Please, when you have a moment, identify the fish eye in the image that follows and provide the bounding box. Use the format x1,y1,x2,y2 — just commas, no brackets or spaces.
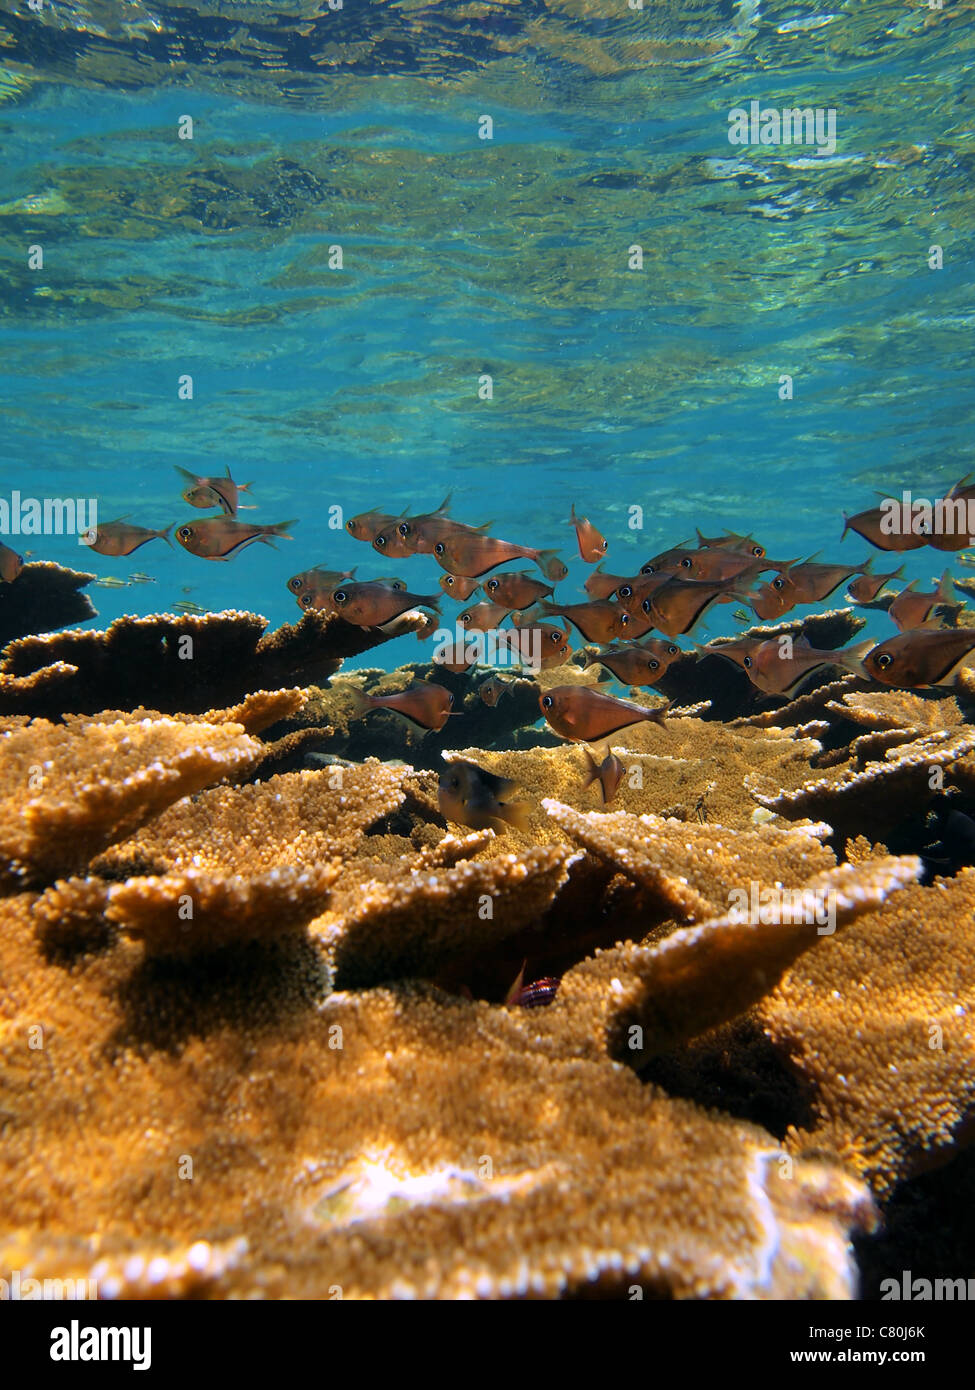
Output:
550,631,562,644
375,535,387,548
397,522,411,537
680,557,693,569
667,645,678,655
333,590,348,604
772,577,784,590
177,526,193,540
346,520,357,533
447,692,454,704
288,577,303,592
620,613,630,625
435,542,445,556
619,584,633,598
743,656,752,667
641,598,651,613
542,696,553,709
877,653,893,669
648,658,659,671
486,579,498,592
301,593,314,608
751,545,765,557
640,564,655,576
444,576,454,587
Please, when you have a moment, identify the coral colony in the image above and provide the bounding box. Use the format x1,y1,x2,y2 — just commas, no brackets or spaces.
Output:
2,477,975,1301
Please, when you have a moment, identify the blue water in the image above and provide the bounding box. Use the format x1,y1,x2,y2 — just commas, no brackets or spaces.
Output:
1,1,973,665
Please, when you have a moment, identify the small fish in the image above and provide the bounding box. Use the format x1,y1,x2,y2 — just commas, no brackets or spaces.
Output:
956,552,975,570
732,608,751,624
863,628,975,688
666,549,772,584
499,624,572,669
846,559,905,603
478,674,511,706
539,686,668,743
539,599,635,644
584,564,630,600
175,465,253,517
482,571,554,608
458,601,513,633
127,572,157,584
345,506,406,544
588,639,683,686
696,529,766,557
581,748,625,805
570,504,608,563
438,759,532,833
639,542,694,575
717,635,873,698
888,571,958,632
0,540,24,582
541,553,569,582
288,566,357,610
439,573,481,600
614,572,670,616
504,963,560,1008
841,504,929,552
765,556,865,606
92,576,131,589
349,679,455,732
330,580,440,626
81,518,173,557
172,600,208,615
175,516,295,560
373,497,484,557
432,639,479,674
644,577,735,638
746,580,796,621
433,532,563,580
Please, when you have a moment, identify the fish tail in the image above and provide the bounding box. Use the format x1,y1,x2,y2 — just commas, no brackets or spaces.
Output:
840,513,851,541
419,595,442,610
891,564,905,580
832,639,874,677
937,570,956,602
156,524,174,548
648,700,670,728
499,799,534,833
265,519,299,542
537,599,563,617
536,548,562,570
569,503,578,524
579,747,599,791
345,687,375,721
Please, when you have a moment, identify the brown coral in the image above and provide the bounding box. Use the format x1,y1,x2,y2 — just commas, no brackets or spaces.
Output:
0,561,97,647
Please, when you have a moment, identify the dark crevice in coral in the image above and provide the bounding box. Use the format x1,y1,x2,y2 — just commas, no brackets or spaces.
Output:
639,1014,817,1141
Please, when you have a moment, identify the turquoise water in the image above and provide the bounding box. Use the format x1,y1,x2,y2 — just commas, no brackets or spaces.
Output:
1,0,973,664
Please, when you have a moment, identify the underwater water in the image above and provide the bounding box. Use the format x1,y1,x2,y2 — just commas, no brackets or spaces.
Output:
2,0,975,1317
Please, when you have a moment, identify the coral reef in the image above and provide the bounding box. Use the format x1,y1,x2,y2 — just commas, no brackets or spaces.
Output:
0,561,97,647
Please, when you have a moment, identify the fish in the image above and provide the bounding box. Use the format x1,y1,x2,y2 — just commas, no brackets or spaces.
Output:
499,624,573,669
0,540,25,581
863,627,975,688
438,759,532,833
439,574,481,600
349,679,455,732
663,549,772,584
614,572,670,616
175,465,253,517
764,556,865,606
643,577,735,638
695,529,766,557
746,580,797,621
172,600,209,615
127,572,157,585
584,563,630,600
373,497,486,557
92,576,131,589
432,640,479,674
588,639,683,686
481,571,554,608
539,599,636,644
81,518,173,557
345,506,407,544
541,553,569,582
458,601,512,633
329,580,440,626
504,965,560,1008
432,532,563,579
846,559,905,603
841,504,929,551
888,570,959,632
570,504,608,563
581,748,625,805
478,675,510,706
288,566,357,610
539,686,668,743
707,635,874,698
175,516,295,560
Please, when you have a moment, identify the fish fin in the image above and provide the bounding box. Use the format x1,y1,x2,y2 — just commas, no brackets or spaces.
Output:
173,466,200,484
649,700,669,728
537,600,562,616
831,639,874,677
499,799,533,833
948,472,974,497
266,519,299,540
937,570,956,602
236,503,258,510
504,961,528,1006
156,524,174,547
570,503,579,525
900,579,918,594
859,556,875,574
891,564,906,580
840,513,851,541
579,747,599,791
536,549,563,568
344,687,374,720
434,493,453,516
